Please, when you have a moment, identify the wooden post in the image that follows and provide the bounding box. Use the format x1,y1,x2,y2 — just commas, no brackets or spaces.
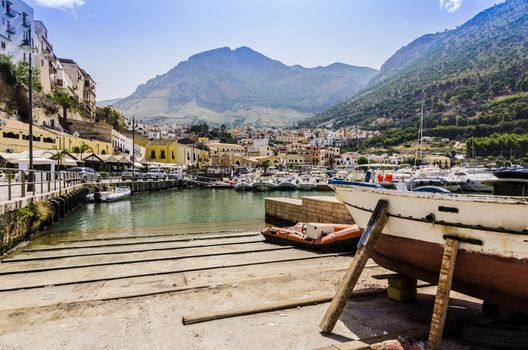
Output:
320,200,388,333
427,238,459,350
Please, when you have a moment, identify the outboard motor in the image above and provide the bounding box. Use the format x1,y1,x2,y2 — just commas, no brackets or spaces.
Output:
364,170,373,183
94,191,103,203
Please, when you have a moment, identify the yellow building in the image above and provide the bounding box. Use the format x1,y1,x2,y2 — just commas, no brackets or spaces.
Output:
424,154,451,168
275,134,306,144
207,143,246,156
208,143,247,167
146,139,209,167
280,153,305,166
0,119,112,155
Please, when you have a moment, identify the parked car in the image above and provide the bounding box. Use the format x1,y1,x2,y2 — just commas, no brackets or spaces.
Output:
168,167,184,180
121,168,145,181
145,169,168,180
67,167,102,183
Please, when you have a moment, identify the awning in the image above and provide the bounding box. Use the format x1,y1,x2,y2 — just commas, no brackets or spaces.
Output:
133,161,144,168
9,157,57,165
61,158,78,166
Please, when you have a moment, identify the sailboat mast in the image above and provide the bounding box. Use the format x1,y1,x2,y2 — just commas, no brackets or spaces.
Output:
414,99,425,167
419,99,424,162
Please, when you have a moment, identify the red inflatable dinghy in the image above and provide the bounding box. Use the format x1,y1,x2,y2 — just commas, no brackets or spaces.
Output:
261,223,361,251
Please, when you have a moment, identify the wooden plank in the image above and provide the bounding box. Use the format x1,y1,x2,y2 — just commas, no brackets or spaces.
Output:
182,288,386,326
427,238,459,350
319,200,388,333
183,295,334,325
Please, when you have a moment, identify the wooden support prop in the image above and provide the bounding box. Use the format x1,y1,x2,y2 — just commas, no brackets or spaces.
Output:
319,200,388,333
427,237,459,350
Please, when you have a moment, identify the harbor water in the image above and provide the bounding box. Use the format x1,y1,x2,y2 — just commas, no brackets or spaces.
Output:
43,188,331,240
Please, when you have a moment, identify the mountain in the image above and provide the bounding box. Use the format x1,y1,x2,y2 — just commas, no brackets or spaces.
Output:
307,0,528,143
97,98,123,107
114,47,378,126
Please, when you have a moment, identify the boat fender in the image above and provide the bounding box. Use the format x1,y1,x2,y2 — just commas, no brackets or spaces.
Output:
425,213,436,224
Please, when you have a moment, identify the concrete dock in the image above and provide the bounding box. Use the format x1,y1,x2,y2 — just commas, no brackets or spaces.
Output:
0,220,482,349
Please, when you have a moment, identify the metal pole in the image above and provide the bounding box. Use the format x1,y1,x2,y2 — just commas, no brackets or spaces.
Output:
27,28,34,192
132,116,135,181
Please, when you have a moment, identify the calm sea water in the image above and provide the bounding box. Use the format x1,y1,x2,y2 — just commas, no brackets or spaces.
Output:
48,188,331,234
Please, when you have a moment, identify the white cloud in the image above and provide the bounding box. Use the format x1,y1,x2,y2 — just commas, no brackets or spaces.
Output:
34,0,85,9
439,0,463,13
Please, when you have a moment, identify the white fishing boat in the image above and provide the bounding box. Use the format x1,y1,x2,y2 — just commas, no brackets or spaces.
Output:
87,186,132,203
332,182,528,312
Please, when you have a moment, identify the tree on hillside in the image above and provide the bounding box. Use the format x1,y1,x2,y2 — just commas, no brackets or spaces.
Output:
96,106,126,130
51,90,75,130
357,156,369,165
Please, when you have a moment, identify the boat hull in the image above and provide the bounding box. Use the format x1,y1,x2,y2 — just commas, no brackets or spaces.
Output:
252,182,277,191
299,183,316,191
276,182,298,191
234,183,253,191
459,180,493,192
333,185,528,312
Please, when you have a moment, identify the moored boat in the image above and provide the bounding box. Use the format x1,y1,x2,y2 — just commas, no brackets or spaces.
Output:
234,181,254,191
275,177,298,191
332,182,528,312
252,179,277,191
451,168,495,193
87,186,132,203
261,223,361,251
298,175,316,190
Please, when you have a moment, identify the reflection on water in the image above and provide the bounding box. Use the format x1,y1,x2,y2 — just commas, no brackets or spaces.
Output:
49,188,332,234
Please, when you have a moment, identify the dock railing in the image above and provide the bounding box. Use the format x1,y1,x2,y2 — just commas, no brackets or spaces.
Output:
0,168,85,202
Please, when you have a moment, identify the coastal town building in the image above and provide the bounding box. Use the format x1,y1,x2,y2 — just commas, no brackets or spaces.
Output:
58,58,97,118
208,142,247,167
146,139,209,167
0,0,33,63
0,118,112,154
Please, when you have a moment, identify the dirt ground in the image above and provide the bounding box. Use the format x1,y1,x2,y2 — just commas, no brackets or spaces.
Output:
0,221,483,349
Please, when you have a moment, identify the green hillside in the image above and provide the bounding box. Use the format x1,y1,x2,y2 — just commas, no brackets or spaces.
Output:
305,0,528,156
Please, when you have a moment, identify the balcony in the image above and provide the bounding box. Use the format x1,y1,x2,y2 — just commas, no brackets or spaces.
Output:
6,25,16,35
22,14,30,28
5,3,16,18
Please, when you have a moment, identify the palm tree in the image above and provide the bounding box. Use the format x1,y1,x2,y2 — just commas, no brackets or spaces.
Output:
49,147,65,170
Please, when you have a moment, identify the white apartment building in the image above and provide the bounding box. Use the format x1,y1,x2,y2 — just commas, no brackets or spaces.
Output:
0,0,33,63
148,130,161,140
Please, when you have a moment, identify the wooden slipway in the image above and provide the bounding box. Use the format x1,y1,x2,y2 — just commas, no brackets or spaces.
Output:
0,222,483,350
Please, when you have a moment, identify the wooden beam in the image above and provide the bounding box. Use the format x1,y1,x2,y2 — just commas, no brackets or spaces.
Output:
319,200,388,333
183,295,334,325
182,288,386,326
427,237,459,350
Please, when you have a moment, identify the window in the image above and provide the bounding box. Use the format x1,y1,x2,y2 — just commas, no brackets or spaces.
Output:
3,132,18,139
150,150,156,159
160,150,165,159
1,42,5,49
172,151,175,160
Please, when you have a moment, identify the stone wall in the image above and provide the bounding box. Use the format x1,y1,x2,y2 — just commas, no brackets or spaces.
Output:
265,196,354,227
0,186,88,255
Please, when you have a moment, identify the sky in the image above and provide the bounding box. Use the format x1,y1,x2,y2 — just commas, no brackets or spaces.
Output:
28,0,504,101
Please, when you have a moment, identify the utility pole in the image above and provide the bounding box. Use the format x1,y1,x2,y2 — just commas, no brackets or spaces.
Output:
20,27,34,192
